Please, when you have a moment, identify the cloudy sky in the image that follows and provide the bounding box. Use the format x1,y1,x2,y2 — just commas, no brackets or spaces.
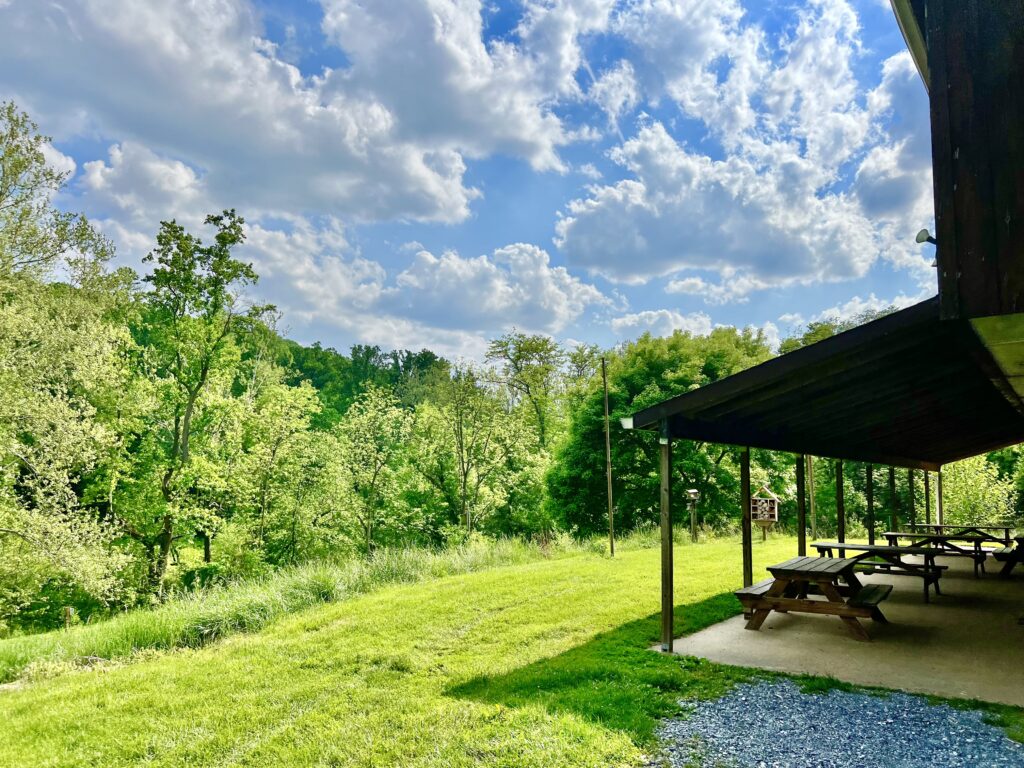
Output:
0,0,936,358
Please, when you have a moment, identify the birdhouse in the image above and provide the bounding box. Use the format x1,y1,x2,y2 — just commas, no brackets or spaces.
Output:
750,486,779,529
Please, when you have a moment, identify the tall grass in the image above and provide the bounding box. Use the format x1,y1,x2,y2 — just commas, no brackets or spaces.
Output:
0,537,570,684
0,527,718,684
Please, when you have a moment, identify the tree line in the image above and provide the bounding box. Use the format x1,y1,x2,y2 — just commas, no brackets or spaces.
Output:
2,102,1020,634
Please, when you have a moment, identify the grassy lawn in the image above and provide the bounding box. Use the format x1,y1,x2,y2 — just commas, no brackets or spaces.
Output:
0,536,1020,766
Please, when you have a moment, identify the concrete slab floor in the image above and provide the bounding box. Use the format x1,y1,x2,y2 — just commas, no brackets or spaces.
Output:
665,556,1024,707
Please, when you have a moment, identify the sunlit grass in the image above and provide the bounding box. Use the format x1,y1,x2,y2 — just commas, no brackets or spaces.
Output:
0,535,794,766
0,537,579,683
2,535,1018,767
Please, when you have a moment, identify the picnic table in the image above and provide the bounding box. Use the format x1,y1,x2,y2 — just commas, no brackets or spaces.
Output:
883,531,991,577
812,541,945,602
902,523,1013,545
734,556,892,642
994,536,1024,577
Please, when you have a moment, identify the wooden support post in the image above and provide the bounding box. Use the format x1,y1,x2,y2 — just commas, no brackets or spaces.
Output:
907,468,916,527
601,358,615,557
866,464,875,545
888,466,898,531
836,459,845,557
807,455,817,540
659,423,673,652
741,447,753,588
796,454,807,556
937,469,944,525
924,471,931,525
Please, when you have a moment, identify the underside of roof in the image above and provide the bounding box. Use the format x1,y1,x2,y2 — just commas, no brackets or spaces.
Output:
624,298,1024,471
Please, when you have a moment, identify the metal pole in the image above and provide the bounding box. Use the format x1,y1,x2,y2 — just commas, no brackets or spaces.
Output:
741,448,753,588
689,498,698,543
796,454,807,556
867,464,875,545
601,358,615,557
659,422,674,652
937,468,944,525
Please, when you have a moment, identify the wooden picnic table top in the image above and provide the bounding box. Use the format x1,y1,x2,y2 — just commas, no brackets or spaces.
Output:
905,523,1012,532
768,556,858,579
882,531,994,543
812,541,941,556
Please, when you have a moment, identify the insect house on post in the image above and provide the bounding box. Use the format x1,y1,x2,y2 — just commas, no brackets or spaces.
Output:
750,486,779,541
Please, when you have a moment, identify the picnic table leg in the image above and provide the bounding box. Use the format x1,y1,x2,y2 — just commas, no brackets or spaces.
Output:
1001,555,1020,578
819,580,871,641
926,554,941,597
745,578,791,631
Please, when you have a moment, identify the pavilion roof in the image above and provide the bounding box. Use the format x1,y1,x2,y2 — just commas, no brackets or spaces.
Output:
623,297,1024,470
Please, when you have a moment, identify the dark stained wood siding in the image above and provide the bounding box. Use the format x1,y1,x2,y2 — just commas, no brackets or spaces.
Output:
929,1,1024,319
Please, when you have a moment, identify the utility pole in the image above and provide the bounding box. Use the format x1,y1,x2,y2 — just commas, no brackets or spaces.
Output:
602,357,615,557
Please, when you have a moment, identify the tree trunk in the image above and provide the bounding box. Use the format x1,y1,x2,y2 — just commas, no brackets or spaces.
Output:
201,531,212,563
151,515,174,589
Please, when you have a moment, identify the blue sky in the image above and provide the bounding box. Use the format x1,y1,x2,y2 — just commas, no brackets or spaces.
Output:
0,0,935,358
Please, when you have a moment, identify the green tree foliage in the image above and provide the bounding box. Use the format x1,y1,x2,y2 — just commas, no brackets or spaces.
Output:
0,102,112,276
547,328,773,536
486,332,565,448
411,367,522,535
331,387,412,552
114,211,273,587
941,455,1018,525
281,341,447,427
0,106,130,629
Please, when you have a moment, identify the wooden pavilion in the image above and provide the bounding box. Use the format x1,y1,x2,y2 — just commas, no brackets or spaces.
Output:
624,1,1024,651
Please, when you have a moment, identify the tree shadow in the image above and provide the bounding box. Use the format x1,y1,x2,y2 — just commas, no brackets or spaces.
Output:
447,592,762,745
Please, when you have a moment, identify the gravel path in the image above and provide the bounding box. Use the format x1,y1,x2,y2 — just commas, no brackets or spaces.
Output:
653,680,1024,767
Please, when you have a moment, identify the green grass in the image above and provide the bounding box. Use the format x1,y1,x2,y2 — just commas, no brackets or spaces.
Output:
1,536,1021,766
0,537,577,684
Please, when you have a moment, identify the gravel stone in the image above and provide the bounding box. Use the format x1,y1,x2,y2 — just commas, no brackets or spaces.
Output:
651,680,1024,767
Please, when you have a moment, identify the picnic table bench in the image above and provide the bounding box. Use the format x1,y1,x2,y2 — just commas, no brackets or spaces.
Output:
993,536,1024,577
812,541,946,602
903,523,1013,545
734,556,892,642
883,531,992,577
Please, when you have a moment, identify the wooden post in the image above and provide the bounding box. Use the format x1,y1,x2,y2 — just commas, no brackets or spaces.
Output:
602,358,615,557
924,471,931,525
836,459,845,557
937,468,944,525
866,464,875,545
659,422,673,652
796,454,807,556
741,447,753,588
888,466,898,532
807,455,817,540
690,495,698,543
907,468,917,527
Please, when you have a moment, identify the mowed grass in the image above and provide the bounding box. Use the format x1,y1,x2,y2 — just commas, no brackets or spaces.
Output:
0,538,566,684
0,537,792,767
4,536,1017,767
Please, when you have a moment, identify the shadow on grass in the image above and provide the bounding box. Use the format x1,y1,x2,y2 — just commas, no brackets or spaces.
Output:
448,592,762,745
450,590,1024,748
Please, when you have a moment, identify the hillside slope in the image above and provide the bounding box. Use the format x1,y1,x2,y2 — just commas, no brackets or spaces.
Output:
0,539,811,766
